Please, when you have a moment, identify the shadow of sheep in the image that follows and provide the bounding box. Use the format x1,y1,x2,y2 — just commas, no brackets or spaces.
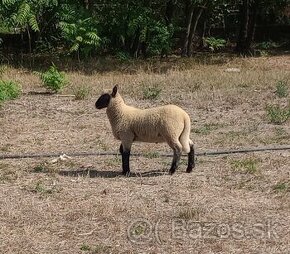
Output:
58,169,166,178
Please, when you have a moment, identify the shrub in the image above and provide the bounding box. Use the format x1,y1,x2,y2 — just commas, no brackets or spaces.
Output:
73,86,90,100
41,65,67,93
0,80,21,103
116,51,131,61
257,41,279,50
266,104,290,125
59,10,101,59
204,37,226,51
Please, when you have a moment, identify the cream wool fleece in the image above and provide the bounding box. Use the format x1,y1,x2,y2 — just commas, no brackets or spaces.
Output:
106,92,192,153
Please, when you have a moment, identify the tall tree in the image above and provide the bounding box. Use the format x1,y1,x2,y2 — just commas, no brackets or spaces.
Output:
236,0,260,55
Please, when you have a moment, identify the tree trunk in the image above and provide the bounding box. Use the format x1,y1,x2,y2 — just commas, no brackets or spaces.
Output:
165,0,175,26
130,28,141,58
161,0,176,57
245,0,259,52
236,0,260,55
236,0,249,54
27,27,32,54
181,1,194,57
83,0,89,9
187,7,204,56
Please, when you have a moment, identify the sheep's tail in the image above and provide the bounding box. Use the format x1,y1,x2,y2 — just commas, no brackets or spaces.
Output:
179,114,193,154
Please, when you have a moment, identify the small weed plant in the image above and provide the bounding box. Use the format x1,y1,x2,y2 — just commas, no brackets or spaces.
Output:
231,158,258,174
142,85,162,100
41,65,67,93
73,86,90,100
204,37,226,51
0,80,21,104
266,104,290,125
275,80,288,98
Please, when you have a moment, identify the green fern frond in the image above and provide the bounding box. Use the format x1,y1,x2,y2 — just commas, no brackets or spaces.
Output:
70,42,79,52
17,2,30,25
76,36,83,42
2,0,18,6
28,13,39,31
86,32,99,40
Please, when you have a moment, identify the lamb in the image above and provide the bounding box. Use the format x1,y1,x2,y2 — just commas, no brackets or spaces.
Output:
95,85,195,175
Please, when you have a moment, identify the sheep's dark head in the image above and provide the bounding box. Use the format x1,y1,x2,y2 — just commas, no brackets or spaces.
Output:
95,85,118,109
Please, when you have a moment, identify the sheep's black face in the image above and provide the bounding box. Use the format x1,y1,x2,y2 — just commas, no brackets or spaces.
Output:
95,93,111,109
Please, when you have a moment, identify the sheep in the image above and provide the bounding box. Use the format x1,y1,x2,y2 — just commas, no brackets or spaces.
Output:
95,85,195,175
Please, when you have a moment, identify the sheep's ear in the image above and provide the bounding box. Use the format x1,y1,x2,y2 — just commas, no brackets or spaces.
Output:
112,85,118,97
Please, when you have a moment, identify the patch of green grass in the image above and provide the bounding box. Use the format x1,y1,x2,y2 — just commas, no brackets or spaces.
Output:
0,80,21,103
91,245,112,254
32,162,58,174
193,123,224,135
33,164,47,173
106,156,121,167
177,208,201,220
73,85,90,100
273,182,289,192
266,104,290,125
230,158,259,174
31,181,56,195
275,80,288,98
144,151,160,159
142,85,162,100
80,244,91,251
130,221,150,237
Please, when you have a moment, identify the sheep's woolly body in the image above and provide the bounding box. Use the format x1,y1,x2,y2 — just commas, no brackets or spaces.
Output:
106,92,192,153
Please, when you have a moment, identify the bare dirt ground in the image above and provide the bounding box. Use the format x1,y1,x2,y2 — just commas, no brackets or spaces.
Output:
0,55,290,254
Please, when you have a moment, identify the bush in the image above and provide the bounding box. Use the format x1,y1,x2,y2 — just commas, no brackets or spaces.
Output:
257,41,280,50
0,80,21,103
204,37,226,51
41,65,67,93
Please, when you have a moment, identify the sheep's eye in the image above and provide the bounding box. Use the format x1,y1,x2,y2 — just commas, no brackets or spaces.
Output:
95,93,111,109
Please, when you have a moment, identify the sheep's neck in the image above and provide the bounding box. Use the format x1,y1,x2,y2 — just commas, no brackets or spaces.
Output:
106,95,126,126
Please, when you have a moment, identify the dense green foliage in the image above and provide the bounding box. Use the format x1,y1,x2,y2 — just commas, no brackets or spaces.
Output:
0,80,21,103
0,0,289,57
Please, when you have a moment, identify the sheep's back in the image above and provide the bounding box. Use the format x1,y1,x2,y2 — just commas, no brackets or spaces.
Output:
128,105,189,143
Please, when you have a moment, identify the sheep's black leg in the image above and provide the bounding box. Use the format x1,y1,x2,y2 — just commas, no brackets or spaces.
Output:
119,144,123,154
186,144,195,173
122,150,130,176
169,149,181,175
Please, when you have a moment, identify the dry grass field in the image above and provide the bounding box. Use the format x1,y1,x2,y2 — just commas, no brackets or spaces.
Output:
0,55,290,254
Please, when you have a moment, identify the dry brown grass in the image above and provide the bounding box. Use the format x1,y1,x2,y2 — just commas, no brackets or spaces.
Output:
0,55,290,253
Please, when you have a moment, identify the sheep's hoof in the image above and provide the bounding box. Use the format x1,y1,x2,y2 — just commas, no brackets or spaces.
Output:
186,168,193,173
169,169,176,175
122,170,130,177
